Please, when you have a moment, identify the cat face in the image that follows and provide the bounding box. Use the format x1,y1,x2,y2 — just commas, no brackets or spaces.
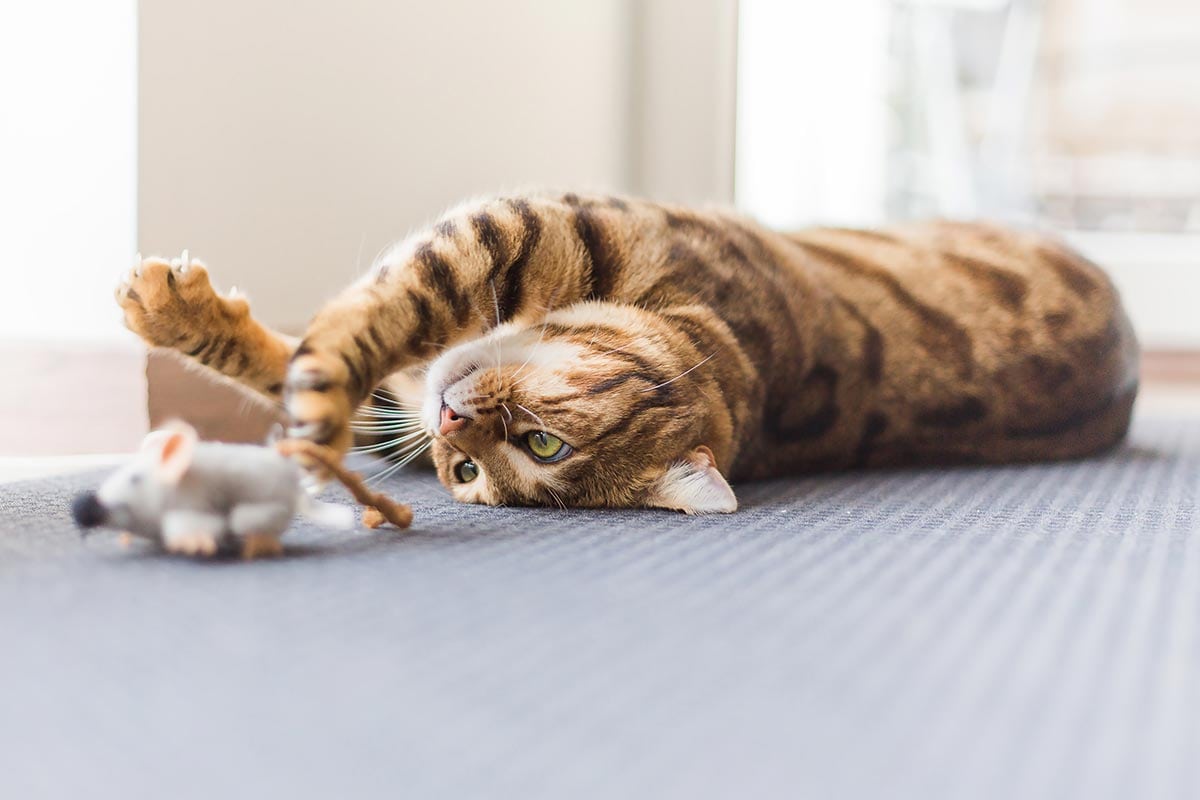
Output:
420,304,737,513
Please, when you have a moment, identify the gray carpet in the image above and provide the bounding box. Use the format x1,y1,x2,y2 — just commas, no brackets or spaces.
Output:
1,412,1197,800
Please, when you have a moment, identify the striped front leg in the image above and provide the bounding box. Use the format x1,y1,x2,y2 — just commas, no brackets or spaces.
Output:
117,254,295,402
284,195,590,458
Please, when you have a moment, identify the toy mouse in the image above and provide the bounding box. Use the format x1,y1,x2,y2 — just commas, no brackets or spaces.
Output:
71,421,412,558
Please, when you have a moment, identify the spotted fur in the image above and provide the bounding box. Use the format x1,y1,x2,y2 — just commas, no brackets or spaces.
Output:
118,194,1138,513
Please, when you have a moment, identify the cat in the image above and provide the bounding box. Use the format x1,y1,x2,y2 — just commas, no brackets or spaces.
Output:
117,192,1139,513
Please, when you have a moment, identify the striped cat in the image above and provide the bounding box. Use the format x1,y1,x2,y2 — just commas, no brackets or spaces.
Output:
118,192,1138,513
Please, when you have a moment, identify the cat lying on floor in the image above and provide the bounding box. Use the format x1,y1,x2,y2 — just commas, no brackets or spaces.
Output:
117,192,1138,513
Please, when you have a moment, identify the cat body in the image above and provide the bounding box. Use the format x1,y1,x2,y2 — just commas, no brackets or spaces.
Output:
118,193,1137,513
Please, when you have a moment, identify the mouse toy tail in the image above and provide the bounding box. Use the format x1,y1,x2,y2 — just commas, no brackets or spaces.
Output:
276,439,414,530
297,494,356,530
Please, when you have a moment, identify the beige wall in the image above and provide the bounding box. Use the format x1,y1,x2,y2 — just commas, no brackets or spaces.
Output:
633,0,738,205
139,0,736,333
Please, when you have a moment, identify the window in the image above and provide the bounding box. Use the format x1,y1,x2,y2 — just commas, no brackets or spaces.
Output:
736,0,1200,348
0,1,136,342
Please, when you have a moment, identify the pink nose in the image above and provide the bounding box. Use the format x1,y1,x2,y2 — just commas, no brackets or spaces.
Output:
439,405,468,435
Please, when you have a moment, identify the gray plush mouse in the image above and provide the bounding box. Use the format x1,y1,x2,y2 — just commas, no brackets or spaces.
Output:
71,422,353,558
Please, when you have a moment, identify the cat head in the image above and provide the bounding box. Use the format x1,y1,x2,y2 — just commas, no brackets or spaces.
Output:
420,303,737,513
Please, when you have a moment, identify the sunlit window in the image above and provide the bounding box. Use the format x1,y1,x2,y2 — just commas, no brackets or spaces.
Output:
0,1,136,342
737,0,1200,347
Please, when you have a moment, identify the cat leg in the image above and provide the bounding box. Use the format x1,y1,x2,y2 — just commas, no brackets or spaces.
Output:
116,254,296,403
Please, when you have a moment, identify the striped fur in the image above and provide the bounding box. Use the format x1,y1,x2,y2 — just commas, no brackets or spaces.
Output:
118,194,1138,513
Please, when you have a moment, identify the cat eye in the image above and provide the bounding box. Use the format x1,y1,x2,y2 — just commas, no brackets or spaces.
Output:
525,431,572,463
454,460,479,483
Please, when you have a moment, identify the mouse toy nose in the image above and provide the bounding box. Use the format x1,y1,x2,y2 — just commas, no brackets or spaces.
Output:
439,404,469,436
71,491,107,531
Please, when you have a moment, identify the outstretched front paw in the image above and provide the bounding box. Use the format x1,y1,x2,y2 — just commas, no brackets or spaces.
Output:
116,252,248,351
285,350,355,459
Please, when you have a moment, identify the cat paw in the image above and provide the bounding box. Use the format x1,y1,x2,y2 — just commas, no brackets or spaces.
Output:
164,530,219,557
285,351,355,460
116,251,249,350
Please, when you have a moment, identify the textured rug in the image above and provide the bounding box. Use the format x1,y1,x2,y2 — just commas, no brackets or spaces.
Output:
1,413,1197,799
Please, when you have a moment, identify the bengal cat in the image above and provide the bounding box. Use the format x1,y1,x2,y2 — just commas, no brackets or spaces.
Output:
117,192,1138,513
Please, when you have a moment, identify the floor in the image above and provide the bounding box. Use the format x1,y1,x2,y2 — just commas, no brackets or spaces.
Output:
3,341,1198,799
3,411,1198,799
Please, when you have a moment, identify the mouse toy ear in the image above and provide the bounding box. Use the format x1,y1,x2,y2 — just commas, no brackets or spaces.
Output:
643,445,737,515
148,421,198,485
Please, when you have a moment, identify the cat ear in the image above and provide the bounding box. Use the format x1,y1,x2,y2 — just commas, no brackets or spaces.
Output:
147,421,198,485
644,445,737,514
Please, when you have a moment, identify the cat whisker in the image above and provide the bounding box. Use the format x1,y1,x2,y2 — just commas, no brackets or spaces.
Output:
507,287,562,384
508,322,551,386
490,278,503,327
350,441,403,456
357,404,422,418
349,429,429,455
370,387,422,409
545,485,567,510
354,231,367,279
514,403,546,429
351,418,424,429
499,402,511,441
355,414,422,427
489,278,504,374
371,384,417,400
354,407,423,420
596,343,637,358
353,421,420,432
366,439,432,485
350,423,425,435
352,418,422,430
640,352,717,393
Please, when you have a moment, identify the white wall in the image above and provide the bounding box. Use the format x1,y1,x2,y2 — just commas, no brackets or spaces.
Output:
0,1,137,342
139,0,638,332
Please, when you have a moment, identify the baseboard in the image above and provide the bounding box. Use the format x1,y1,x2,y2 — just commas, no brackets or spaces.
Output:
1141,350,1200,384
0,341,147,457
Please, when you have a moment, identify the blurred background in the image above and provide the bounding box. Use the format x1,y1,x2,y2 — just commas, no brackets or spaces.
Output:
1,0,1197,456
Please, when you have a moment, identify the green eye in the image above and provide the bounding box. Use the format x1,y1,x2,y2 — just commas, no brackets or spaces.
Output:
454,460,479,483
525,431,571,462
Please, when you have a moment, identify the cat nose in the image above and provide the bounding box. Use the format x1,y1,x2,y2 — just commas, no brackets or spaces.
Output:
439,404,469,435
